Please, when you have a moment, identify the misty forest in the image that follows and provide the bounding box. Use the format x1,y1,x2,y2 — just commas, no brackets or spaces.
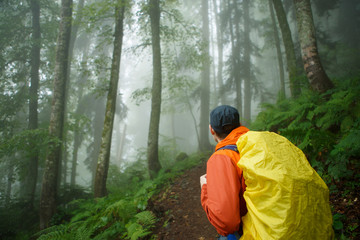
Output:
1,0,359,239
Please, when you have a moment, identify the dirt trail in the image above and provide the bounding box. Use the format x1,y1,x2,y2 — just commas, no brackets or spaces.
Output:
150,160,218,240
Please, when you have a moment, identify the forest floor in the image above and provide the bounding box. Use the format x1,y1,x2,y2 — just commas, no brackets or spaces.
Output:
149,159,218,239
149,159,360,240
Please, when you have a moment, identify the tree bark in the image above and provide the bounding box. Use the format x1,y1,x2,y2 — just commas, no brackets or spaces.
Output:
272,0,300,98
243,0,252,125
293,0,333,93
199,0,211,152
116,123,126,165
24,0,41,207
70,44,89,187
147,0,162,178
212,0,225,105
5,159,14,207
229,0,242,114
90,98,105,187
94,1,126,198
39,0,72,229
268,0,286,100
62,0,85,187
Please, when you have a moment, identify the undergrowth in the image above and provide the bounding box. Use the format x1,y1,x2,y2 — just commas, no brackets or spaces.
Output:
251,77,360,239
33,151,205,240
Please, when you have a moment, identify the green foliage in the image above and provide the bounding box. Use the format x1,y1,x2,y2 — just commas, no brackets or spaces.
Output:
0,128,52,183
0,198,40,240
124,211,157,240
34,151,204,240
251,77,360,181
332,212,359,240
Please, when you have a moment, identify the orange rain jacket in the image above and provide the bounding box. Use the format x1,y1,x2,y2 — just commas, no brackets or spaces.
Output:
201,126,249,236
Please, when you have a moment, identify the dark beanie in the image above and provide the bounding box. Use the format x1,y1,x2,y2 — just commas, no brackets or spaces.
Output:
210,105,240,133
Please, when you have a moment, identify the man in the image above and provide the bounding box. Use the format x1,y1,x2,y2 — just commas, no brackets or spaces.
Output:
200,105,249,239
200,105,334,240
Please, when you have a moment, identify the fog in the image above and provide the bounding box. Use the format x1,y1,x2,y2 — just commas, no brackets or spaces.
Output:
1,0,359,198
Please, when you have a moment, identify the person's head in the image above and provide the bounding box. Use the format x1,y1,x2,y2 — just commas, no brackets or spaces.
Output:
209,105,240,142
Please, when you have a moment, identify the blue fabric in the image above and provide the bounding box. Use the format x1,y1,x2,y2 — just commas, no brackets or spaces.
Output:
217,231,241,240
217,144,239,153
227,233,238,240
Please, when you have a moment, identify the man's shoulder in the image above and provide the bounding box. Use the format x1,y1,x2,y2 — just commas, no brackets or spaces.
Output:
209,149,238,163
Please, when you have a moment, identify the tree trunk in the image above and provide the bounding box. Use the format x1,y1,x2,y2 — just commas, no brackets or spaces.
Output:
199,0,211,152
272,0,300,98
212,0,225,105
70,128,81,186
39,0,72,230
5,159,14,207
70,46,89,187
147,0,162,178
268,0,286,100
293,0,333,93
94,1,126,198
230,0,242,114
62,0,86,188
24,0,41,207
242,0,252,125
90,99,105,187
116,123,127,166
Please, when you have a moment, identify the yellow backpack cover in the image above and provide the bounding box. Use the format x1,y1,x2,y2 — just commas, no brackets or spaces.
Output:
236,131,334,240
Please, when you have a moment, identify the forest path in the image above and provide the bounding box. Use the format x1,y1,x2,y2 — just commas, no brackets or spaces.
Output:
150,159,218,240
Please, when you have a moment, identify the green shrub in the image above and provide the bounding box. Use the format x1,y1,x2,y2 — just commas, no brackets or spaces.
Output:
251,77,360,181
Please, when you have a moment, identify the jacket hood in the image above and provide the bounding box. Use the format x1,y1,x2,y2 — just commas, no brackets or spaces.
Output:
215,126,249,151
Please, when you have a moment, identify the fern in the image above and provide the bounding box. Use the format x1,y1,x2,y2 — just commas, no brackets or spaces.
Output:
104,199,137,224
35,225,69,240
135,210,157,226
125,211,157,240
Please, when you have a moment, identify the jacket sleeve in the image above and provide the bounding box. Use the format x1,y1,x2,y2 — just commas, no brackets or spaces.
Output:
201,153,241,236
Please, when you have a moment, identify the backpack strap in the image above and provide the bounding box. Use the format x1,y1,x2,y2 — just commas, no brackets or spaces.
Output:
217,144,239,153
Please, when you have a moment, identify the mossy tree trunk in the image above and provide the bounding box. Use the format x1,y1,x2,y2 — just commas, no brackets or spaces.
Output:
39,0,72,230
293,0,333,93
272,0,300,98
147,0,162,178
94,1,126,198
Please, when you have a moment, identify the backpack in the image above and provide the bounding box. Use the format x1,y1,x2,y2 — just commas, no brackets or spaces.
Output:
235,131,334,240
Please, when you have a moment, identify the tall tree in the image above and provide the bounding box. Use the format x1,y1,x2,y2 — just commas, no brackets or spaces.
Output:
24,0,41,207
212,0,225,104
89,97,106,187
147,0,162,178
94,0,126,198
293,0,333,93
268,0,286,100
243,0,252,124
70,50,89,187
228,0,242,114
199,0,211,151
61,0,86,186
272,0,300,97
39,0,72,229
